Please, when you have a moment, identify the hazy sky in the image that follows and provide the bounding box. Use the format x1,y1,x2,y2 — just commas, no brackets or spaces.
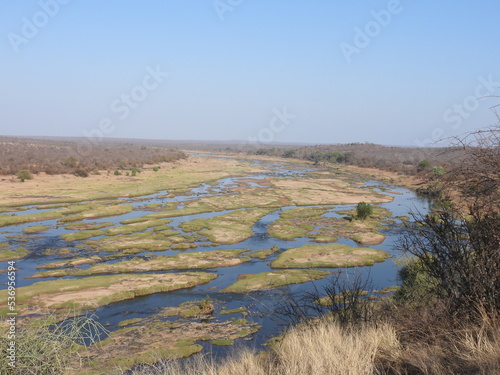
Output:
1,1,499,146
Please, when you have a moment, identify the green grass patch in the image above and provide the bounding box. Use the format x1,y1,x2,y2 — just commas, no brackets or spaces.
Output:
118,318,143,327
22,225,51,233
267,207,329,241
27,268,80,279
84,232,173,252
36,256,102,269
64,221,114,230
75,249,250,276
61,230,106,241
180,207,274,245
211,338,234,346
248,245,281,259
376,286,401,294
0,246,29,261
60,204,133,222
222,269,329,293
104,218,172,236
271,244,391,269
0,272,217,315
220,307,247,315
0,209,66,228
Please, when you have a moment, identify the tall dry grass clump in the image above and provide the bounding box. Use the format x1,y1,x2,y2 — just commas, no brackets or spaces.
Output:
127,320,400,375
0,313,108,375
454,310,500,374
266,320,400,375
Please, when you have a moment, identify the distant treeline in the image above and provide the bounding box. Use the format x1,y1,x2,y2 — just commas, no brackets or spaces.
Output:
0,137,187,177
0,136,458,178
241,143,458,175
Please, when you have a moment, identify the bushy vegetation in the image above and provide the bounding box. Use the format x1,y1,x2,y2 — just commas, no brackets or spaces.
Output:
399,125,500,318
356,202,373,220
16,169,32,182
0,137,187,177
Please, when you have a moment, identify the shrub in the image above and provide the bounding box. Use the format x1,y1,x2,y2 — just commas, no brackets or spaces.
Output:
394,256,439,305
16,169,32,182
430,165,445,177
114,170,121,176
356,202,373,220
417,160,432,172
399,207,500,318
73,168,89,178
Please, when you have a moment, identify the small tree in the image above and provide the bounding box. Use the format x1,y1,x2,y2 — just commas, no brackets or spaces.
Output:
417,160,431,173
17,169,32,182
356,202,373,220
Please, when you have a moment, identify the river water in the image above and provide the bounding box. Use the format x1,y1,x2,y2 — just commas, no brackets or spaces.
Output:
0,154,432,356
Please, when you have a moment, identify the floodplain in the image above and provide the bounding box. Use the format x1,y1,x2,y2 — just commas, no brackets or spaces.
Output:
0,153,429,373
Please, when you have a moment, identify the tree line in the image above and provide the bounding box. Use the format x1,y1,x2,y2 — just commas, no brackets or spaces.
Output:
0,137,187,178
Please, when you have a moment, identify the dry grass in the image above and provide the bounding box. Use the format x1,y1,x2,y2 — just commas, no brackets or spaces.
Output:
122,307,500,375
0,156,269,206
125,319,400,375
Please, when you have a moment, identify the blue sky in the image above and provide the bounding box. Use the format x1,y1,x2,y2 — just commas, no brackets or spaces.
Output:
1,1,499,146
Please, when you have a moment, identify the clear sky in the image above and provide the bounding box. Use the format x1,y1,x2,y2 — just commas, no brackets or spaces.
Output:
1,1,499,146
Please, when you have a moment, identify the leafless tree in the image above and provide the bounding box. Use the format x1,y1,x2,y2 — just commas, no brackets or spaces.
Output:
399,122,500,318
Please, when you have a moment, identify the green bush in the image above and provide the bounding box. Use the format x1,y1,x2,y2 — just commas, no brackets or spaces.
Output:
114,170,121,176
356,202,373,220
17,170,32,182
394,256,439,305
430,165,446,177
417,160,431,172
